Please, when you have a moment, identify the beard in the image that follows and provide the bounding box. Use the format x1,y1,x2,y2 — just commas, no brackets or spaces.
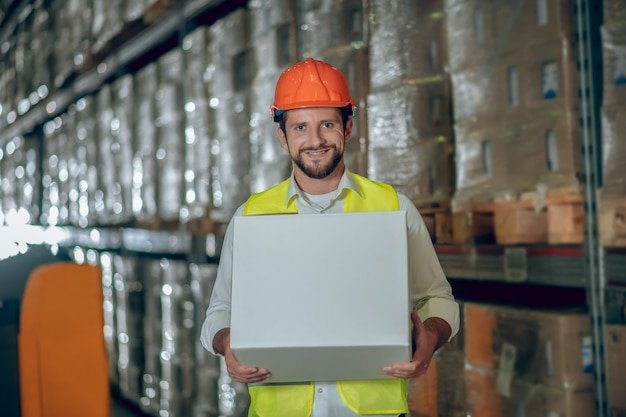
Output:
292,146,343,179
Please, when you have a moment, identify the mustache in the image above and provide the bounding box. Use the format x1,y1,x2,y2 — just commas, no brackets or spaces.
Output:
300,145,336,152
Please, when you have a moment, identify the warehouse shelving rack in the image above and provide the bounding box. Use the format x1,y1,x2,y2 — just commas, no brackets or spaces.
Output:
1,0,625,415
575,0,609,414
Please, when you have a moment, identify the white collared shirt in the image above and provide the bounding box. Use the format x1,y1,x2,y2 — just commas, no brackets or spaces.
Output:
201,169,460,416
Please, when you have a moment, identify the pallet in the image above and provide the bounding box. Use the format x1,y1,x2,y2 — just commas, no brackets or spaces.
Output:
452,190,585,246
496,191,584,245
599,199,626,247
417,201,454,244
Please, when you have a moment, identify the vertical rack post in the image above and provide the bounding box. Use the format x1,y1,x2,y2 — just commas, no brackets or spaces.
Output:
573,0,607,415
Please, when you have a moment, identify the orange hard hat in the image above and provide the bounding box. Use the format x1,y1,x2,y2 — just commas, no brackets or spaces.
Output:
271,58,356,122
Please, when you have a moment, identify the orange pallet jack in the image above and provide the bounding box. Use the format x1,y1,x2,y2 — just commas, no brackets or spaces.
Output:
19,262,110,417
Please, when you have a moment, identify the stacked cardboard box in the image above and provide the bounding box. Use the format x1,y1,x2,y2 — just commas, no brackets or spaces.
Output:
446,0,583,244
599,0,626,247
460,302,595,417
605,324,626,414
368,0,454,208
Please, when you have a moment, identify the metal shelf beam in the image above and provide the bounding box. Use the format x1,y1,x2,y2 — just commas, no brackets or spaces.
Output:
0,0,228,147
436,245,589,287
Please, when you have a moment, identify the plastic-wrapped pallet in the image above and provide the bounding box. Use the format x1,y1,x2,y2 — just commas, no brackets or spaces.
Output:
41,121,60,226
190,263,220,417
65,105,82,226
113,254,145,403
0,137,19,223
41,116,71,226
445,0,582,246
124,0,148,23
95,85,115,225
99,252,120,386
444,0,499,74
133,63,159,226
29,3,52,107
1,38,17,130
73,96,99,228
13,22,32,115
51,0,75,88
56,113,72,226
140,259,165,415
159,259,195,417
369,0,448,87
248,0,295,193
367,83,454,206
599,10,626,247
296,0,370,177
11,135,39,224
368,0,420,90
462,302,595,417
21,151,40,222
182,27,214,227
208,9,252,223
218,357,250,417
325,51,370,177
0,149,5,224
600,107,626,246
91,0,123,55
68,0,93,73
0,59,7,132
156,49,186,226
367,0,454,209
110,75,135,225
298,0,365,59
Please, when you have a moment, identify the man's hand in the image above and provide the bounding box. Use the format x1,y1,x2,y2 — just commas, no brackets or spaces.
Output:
382,311,450,379
213,328,272,383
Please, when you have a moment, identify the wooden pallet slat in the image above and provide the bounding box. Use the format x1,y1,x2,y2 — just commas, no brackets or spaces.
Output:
451,190,586,246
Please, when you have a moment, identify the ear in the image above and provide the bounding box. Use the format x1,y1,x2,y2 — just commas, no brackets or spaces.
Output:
277,126,288,150
344,118,353,142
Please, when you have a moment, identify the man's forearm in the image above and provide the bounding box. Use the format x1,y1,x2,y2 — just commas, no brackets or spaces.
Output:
423,317,452,352
213,327,231,355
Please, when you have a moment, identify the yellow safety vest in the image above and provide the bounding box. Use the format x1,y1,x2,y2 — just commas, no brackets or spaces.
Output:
243,173,409,417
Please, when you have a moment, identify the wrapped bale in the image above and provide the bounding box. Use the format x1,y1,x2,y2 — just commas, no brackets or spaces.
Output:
182,27,214,227
156,49,186,226
133,63,159,226
208,10,252,223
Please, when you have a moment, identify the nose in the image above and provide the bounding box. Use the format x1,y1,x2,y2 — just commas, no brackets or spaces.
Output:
310,127,326,147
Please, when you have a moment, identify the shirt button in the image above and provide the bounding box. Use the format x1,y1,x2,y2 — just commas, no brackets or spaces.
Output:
317,388,323,393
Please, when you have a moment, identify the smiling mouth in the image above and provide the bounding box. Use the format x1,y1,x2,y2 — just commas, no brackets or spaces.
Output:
305,148,330,157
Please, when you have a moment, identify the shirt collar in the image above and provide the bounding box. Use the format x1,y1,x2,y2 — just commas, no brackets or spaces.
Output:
285,167,363,207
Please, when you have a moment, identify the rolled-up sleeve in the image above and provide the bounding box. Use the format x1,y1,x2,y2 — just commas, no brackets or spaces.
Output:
400,194,460,340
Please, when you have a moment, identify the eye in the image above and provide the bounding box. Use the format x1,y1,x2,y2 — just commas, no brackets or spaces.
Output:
295,124,305,131
322,122,333,128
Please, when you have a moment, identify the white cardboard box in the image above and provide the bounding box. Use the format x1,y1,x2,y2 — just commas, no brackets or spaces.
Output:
230,211,411,383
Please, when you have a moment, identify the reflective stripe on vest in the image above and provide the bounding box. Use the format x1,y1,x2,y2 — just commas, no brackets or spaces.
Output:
244,173,408,417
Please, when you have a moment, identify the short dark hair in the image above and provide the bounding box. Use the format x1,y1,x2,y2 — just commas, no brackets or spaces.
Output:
277,106,353,138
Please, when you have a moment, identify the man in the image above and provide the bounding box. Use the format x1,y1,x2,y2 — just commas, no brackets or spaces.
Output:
201,58,459,417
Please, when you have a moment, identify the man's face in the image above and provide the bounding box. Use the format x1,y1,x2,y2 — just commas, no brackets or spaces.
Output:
278,107,352,180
